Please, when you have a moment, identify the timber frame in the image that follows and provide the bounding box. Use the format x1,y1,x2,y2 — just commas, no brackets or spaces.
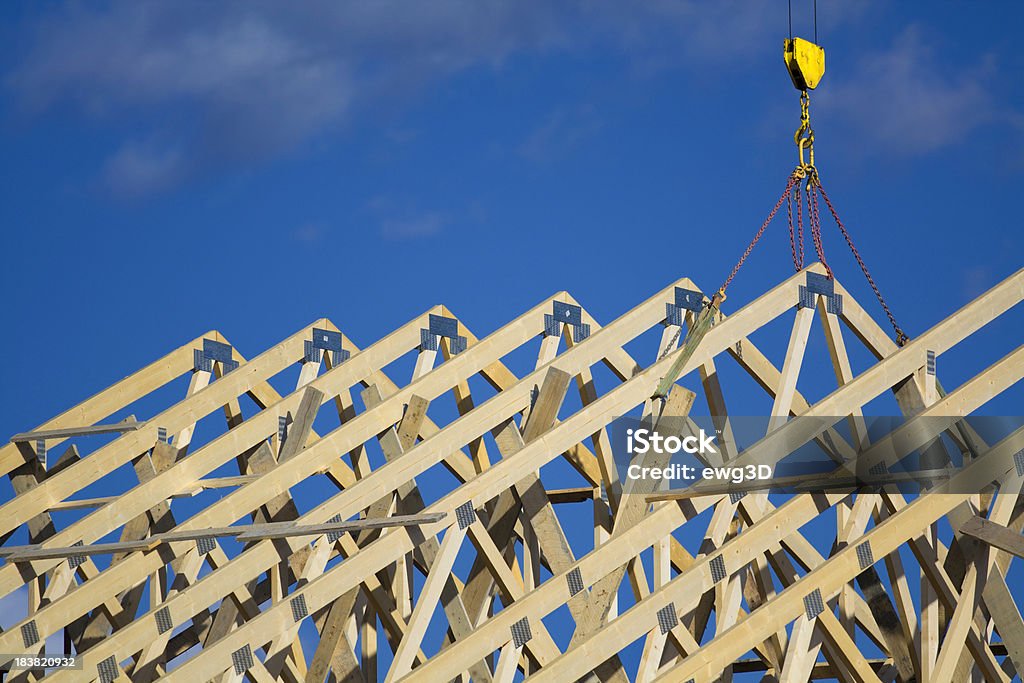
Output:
1,263,1022,682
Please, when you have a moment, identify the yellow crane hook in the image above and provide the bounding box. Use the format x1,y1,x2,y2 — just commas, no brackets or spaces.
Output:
785,37,825,187
784,37,825,91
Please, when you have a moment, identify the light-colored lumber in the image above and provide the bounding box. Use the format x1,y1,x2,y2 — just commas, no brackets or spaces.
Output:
0,514,446,561
2,265,1019,683
960,515,1024,560
10,419,143,442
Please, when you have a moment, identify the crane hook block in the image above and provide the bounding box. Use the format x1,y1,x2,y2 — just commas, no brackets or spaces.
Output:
784,37,825,91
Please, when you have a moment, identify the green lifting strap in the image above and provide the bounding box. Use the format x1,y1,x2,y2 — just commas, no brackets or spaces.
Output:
652,292,723,400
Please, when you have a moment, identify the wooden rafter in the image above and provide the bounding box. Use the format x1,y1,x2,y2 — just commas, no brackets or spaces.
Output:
0,265,1020,683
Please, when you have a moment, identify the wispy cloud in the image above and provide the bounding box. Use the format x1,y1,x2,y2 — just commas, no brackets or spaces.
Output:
819,26,1000,157
102,140,188,198
291,221,326,244
3,1,801,196
379,212,448,240
4,2,1004,195
519,104,604,163
367,195,448,241
962,265,994,301
5,1,570,195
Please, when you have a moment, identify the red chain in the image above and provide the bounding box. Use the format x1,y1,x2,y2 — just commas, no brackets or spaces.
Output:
808,184,833,278
816,183,909,345
797,189,805,269
719,174,908,347
788,185,800,271
720,176,796,294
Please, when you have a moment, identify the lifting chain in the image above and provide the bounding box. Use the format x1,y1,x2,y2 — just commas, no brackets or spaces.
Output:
718,170,909,346
817,185,910,346
656,66,909,403
714,88,909,346
792,91,817,190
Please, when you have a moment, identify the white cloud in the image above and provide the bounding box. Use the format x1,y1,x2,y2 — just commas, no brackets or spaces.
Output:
368,195,449,240
962,265,994,301
102,141,187,198
379,212,448,240
519,104,604,163
5,2,1011,193
291,222,326,244
4,1,798,196
818,26,999,157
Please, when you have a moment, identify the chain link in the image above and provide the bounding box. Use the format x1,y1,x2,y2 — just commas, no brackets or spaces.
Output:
657,323,685,362
787,182,798,271
719,176,797,295
817,184,909,345
794,91,816,177
808,179,833,278
796,185,805,267
720,89,908,346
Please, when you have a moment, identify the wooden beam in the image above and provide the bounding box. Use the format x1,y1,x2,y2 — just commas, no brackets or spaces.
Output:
959,515,1024,560
385,518,467,682
9,266,1021,683
571,386,695,644
931,563,979,682
768,306,815,430
983,566,1024,678
10,419,144,443
545,487,595,504
0,332,209,478
0,514,446,561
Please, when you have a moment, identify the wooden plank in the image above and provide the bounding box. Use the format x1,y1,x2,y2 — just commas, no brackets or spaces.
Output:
17,266,1022,683
959,515,1024,560
0,278,690,649
768,306,815,431
234,514,447,541
779,614,821,683
385,519,467,682
520,367,572,443
0,332,207,478
546,487,594,504
305,590,364,683
10,419,143,442
815,609,884,683
278,386,325,462
492,641,524,683
0,514,446,561
931,563,979,681
817,301,868,449
983,567,1024,678
149,267,1016,682
3,539,161,561
570,386,695,644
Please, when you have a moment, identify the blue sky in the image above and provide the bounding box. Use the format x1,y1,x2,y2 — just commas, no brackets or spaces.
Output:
0,2,1023,678
1,1,1022,431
